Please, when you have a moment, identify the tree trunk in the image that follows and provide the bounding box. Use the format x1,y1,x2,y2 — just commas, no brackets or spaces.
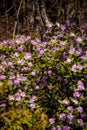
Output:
33,0,51,41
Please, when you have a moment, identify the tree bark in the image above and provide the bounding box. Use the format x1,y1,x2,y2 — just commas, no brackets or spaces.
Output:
33,0,52,41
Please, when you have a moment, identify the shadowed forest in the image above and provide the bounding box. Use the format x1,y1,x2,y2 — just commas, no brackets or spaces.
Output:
0,0,87,40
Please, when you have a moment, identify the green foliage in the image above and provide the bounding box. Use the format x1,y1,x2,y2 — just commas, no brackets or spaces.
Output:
0,23,87,129
0,106,48,130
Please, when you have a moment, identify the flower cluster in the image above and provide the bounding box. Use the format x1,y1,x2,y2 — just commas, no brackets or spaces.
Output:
0,22,87,129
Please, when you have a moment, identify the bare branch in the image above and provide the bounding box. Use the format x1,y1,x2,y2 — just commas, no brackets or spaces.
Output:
13,0,23,38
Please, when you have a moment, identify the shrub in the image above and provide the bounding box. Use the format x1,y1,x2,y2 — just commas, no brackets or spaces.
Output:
0,23,87,129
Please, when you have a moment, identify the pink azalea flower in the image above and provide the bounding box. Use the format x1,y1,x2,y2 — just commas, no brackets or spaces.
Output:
76,37,82,43
77,106,83,113
30,103,35,109
69,48,75,55
71,64,77,72
73,99,78,104
77,119,84,126
67,113,74,120
49,118,55,124
73,92,80,98
78,84,85,91
18,46,23,52
20,92,26,97
14,79,20,85
24,53,31,60
0,75,6,80
21,76,26,82
16,96,21,101
9,95,14,101
66,58,72,64
59,113,66,121
70,32,75,37
67,106,73,112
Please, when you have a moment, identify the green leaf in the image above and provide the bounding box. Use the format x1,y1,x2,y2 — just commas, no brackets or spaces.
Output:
3,117,11,124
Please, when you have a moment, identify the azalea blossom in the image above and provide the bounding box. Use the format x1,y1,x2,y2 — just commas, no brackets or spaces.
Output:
69,48,75,55
73,92,80,98
49,118,55,124
59,114,66,121
67,113,74,120
77,106,83,113
30,103,35,109
77,119,84,126
71,64,77,72
9,95,14,101
67,106,73,112
70,32,75,37
76,37,82,43
24,53,31,60
66,58,72,63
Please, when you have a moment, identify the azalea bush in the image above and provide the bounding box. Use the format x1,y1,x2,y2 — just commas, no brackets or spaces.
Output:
0,22,87,130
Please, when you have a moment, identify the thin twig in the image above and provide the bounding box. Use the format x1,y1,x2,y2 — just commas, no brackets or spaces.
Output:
13,0,23,39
